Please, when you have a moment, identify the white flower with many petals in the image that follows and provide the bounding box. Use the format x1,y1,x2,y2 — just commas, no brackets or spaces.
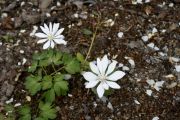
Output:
82,55,126,98
35,22,67,49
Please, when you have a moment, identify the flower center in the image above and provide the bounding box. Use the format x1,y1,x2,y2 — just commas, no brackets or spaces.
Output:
98,74,107,82
47,34,54,40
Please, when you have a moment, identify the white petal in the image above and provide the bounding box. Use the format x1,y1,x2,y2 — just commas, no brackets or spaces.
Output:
52,23,59,35
51,41,55,48
97,84,105,98
106,60,117,75
55,28,64,36
35,33,47,38
43,41,51,49
55,35,65,39
53,39,67,45
44,23,49,32
106,81,120,89
40,26,49,35
37,39,47,44
85,81,99,88
89,62,100,74
101,82,109,90
146,79,155,86
97,58,103,74
101,55,109,74
49,22,53,33
107,71,125,81
82,72,98,81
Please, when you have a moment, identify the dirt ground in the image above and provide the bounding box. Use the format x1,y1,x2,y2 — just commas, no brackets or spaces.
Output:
0,0,180,120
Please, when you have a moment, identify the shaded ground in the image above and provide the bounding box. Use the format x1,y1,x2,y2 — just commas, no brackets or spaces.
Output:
0,0,180,119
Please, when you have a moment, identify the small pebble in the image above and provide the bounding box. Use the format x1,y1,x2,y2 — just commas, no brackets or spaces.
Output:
21,1,25,6
22,58,27,65
122,66,130,71
20,50,24,54
107,102,114,111
46,13,51,17
152,116,159,120
74,13,79,18
1,13,8,18
134,99,140,105
146,89,152,96
26,96,31,102
68,94,73,97
5,98,14,104
175,65,180,72
142,35,149,42
169,3,174,7
14,103,21,107
152,27,158,34
117,32,124,38
57,1,61,7
30,26,38,36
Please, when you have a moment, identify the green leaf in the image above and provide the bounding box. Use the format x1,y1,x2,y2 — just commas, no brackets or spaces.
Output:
0,114,4,120
39,103,57,119
54,74,68,96
19,115,31,120
42,76,52,90
82,28,93,35
43,88,55,103
28,61,38,72
76,53,85,62
18,105,31,120
53,74,64,82
4,104,14,112
52,51,62,65
62,53,73,65
18,105,31,115
25,75,42,95
65,59,80,74
32,52,46,60
34,117,47,120
39,59,50,67
46,49,54,58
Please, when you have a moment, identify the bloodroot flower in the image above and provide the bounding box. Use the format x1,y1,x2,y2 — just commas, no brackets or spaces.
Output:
82,55,126,98
35,23,67,49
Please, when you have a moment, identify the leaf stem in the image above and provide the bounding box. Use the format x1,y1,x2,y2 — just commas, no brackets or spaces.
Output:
85,15,101,62
52,64,57,73
50,66,64,75
42,67,47,75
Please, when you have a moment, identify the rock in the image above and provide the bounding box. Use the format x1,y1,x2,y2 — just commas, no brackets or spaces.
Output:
14,17,23,28
22,11,41,24
0,81,14,102
171,0,180,3
2,1,17,12
39,0,52,12
127,40,145,49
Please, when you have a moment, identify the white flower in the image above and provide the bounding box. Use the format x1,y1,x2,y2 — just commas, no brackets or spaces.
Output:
35,22,67,49
82,55,126,98
146,79,164,91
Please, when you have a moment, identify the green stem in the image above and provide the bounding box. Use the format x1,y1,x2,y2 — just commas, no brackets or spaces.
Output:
52,64,57,73
42,67,47,75
50,66,64,75
85,17,101,62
